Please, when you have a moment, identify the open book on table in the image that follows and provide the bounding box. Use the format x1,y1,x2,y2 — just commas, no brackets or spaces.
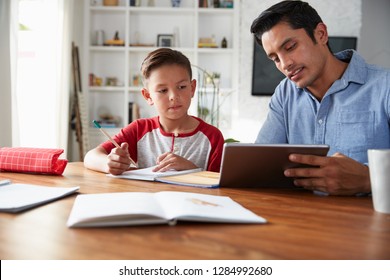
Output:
67,191,266,228
108,166,219,188
0,180,79,213
155,171,220,188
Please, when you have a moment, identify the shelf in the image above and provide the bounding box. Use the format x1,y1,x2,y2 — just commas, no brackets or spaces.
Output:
128,86,142,91
129,7,195,13
197,48,234,54
89,46,126,51
198,8,234,14
90,6,127,11
128,46,159,52
89,86,125,92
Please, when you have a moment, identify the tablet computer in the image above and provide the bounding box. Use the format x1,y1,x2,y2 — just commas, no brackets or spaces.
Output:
219,143,330,188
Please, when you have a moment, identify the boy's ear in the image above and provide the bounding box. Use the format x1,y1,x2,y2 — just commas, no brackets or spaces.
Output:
141,88,154,105
191,79,197,98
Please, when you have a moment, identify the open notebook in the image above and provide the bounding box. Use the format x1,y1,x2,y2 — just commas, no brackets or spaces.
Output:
108,166,202,182
67,191,267,227
0,180,79,213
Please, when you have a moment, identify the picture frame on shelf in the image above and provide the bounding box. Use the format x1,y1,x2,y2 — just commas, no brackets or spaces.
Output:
157,34,174,47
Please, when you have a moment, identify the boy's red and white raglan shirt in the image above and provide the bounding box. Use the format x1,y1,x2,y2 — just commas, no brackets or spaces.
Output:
100,116,224,172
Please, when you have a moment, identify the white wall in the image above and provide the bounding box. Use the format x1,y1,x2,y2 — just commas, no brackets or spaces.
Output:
359,0,390,68
231,0,362,143
68,0,86,161
0,0,13,147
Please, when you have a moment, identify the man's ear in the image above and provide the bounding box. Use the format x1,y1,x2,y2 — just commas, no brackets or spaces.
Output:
141,88,154,105
315,22,328,45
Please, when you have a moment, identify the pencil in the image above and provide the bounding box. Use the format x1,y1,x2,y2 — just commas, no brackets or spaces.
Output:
92,120,136,167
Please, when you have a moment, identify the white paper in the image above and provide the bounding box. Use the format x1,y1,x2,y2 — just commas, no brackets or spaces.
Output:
108,166,202,181
67,191,267,227
67,192,168,227
0,183,79,213
155,191,267,223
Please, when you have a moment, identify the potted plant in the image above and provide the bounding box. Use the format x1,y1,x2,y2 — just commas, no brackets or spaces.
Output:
193,65,231,128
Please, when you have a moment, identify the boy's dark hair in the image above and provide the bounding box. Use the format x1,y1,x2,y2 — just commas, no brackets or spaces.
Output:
250,1,324,46
141,48,192,85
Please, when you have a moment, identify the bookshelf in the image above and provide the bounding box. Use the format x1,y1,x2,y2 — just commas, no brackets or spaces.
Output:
83,0,239,148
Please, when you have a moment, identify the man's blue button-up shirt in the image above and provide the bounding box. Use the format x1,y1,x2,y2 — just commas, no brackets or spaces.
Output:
256,50,390,164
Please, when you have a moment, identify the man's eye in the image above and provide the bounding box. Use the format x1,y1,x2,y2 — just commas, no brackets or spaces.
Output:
286,42,296,51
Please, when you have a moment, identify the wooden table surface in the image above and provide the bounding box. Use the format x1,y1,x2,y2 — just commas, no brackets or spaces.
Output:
1,162,389,260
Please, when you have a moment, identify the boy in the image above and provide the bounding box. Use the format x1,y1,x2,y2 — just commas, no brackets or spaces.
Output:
84,48,224,175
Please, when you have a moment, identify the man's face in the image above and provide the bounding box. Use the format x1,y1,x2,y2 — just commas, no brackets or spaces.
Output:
261,21,328,90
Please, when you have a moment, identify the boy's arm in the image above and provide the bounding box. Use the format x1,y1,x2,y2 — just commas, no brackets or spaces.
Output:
83,146,110,174
206,131,224,172
84,143,132,175
153,152,198,172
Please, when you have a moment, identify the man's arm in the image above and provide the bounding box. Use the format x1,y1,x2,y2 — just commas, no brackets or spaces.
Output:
255,96,288,144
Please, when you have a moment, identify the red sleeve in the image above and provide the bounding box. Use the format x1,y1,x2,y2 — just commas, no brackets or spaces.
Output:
206,129,224,172
197,120,224,172
100,117,159,163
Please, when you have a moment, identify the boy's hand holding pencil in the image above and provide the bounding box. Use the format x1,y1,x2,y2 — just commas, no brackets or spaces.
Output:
93,120,137,175
107,142,135,175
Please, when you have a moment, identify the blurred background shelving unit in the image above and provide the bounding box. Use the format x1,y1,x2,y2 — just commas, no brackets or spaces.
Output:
83,0,239,148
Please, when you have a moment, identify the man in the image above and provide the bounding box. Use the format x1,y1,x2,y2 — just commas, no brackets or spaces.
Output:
250,1,390,195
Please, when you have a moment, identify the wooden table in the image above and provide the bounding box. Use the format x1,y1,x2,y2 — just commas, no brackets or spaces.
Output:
1,162,389,260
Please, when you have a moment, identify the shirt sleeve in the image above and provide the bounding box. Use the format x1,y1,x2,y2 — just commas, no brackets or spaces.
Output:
255,86,288,144
100,121,141,163
206,128,224,172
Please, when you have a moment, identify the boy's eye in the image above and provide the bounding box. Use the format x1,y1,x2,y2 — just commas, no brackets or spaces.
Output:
178,85,187,90
158,88,168,93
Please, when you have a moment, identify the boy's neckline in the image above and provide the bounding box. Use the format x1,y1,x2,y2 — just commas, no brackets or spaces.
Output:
158,115,201,136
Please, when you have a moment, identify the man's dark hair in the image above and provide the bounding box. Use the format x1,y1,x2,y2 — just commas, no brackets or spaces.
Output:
250,1,324,46
141,48,192,86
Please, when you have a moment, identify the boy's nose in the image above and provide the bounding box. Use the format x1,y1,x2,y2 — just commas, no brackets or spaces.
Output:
169,90,179,100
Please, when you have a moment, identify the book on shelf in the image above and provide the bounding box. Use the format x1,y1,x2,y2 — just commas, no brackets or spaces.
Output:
0,180,79,213
67,191,267,228
128,102,140,124
128,102,133,124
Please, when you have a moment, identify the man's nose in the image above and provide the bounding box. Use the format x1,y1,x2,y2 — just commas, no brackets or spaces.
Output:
280,54,293,72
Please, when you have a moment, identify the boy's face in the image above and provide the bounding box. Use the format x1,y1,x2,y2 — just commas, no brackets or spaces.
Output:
261,21,329,90
142,64,196,121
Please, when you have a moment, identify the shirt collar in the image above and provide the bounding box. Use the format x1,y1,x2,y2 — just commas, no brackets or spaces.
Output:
335,49,367,85
296,49,367,98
